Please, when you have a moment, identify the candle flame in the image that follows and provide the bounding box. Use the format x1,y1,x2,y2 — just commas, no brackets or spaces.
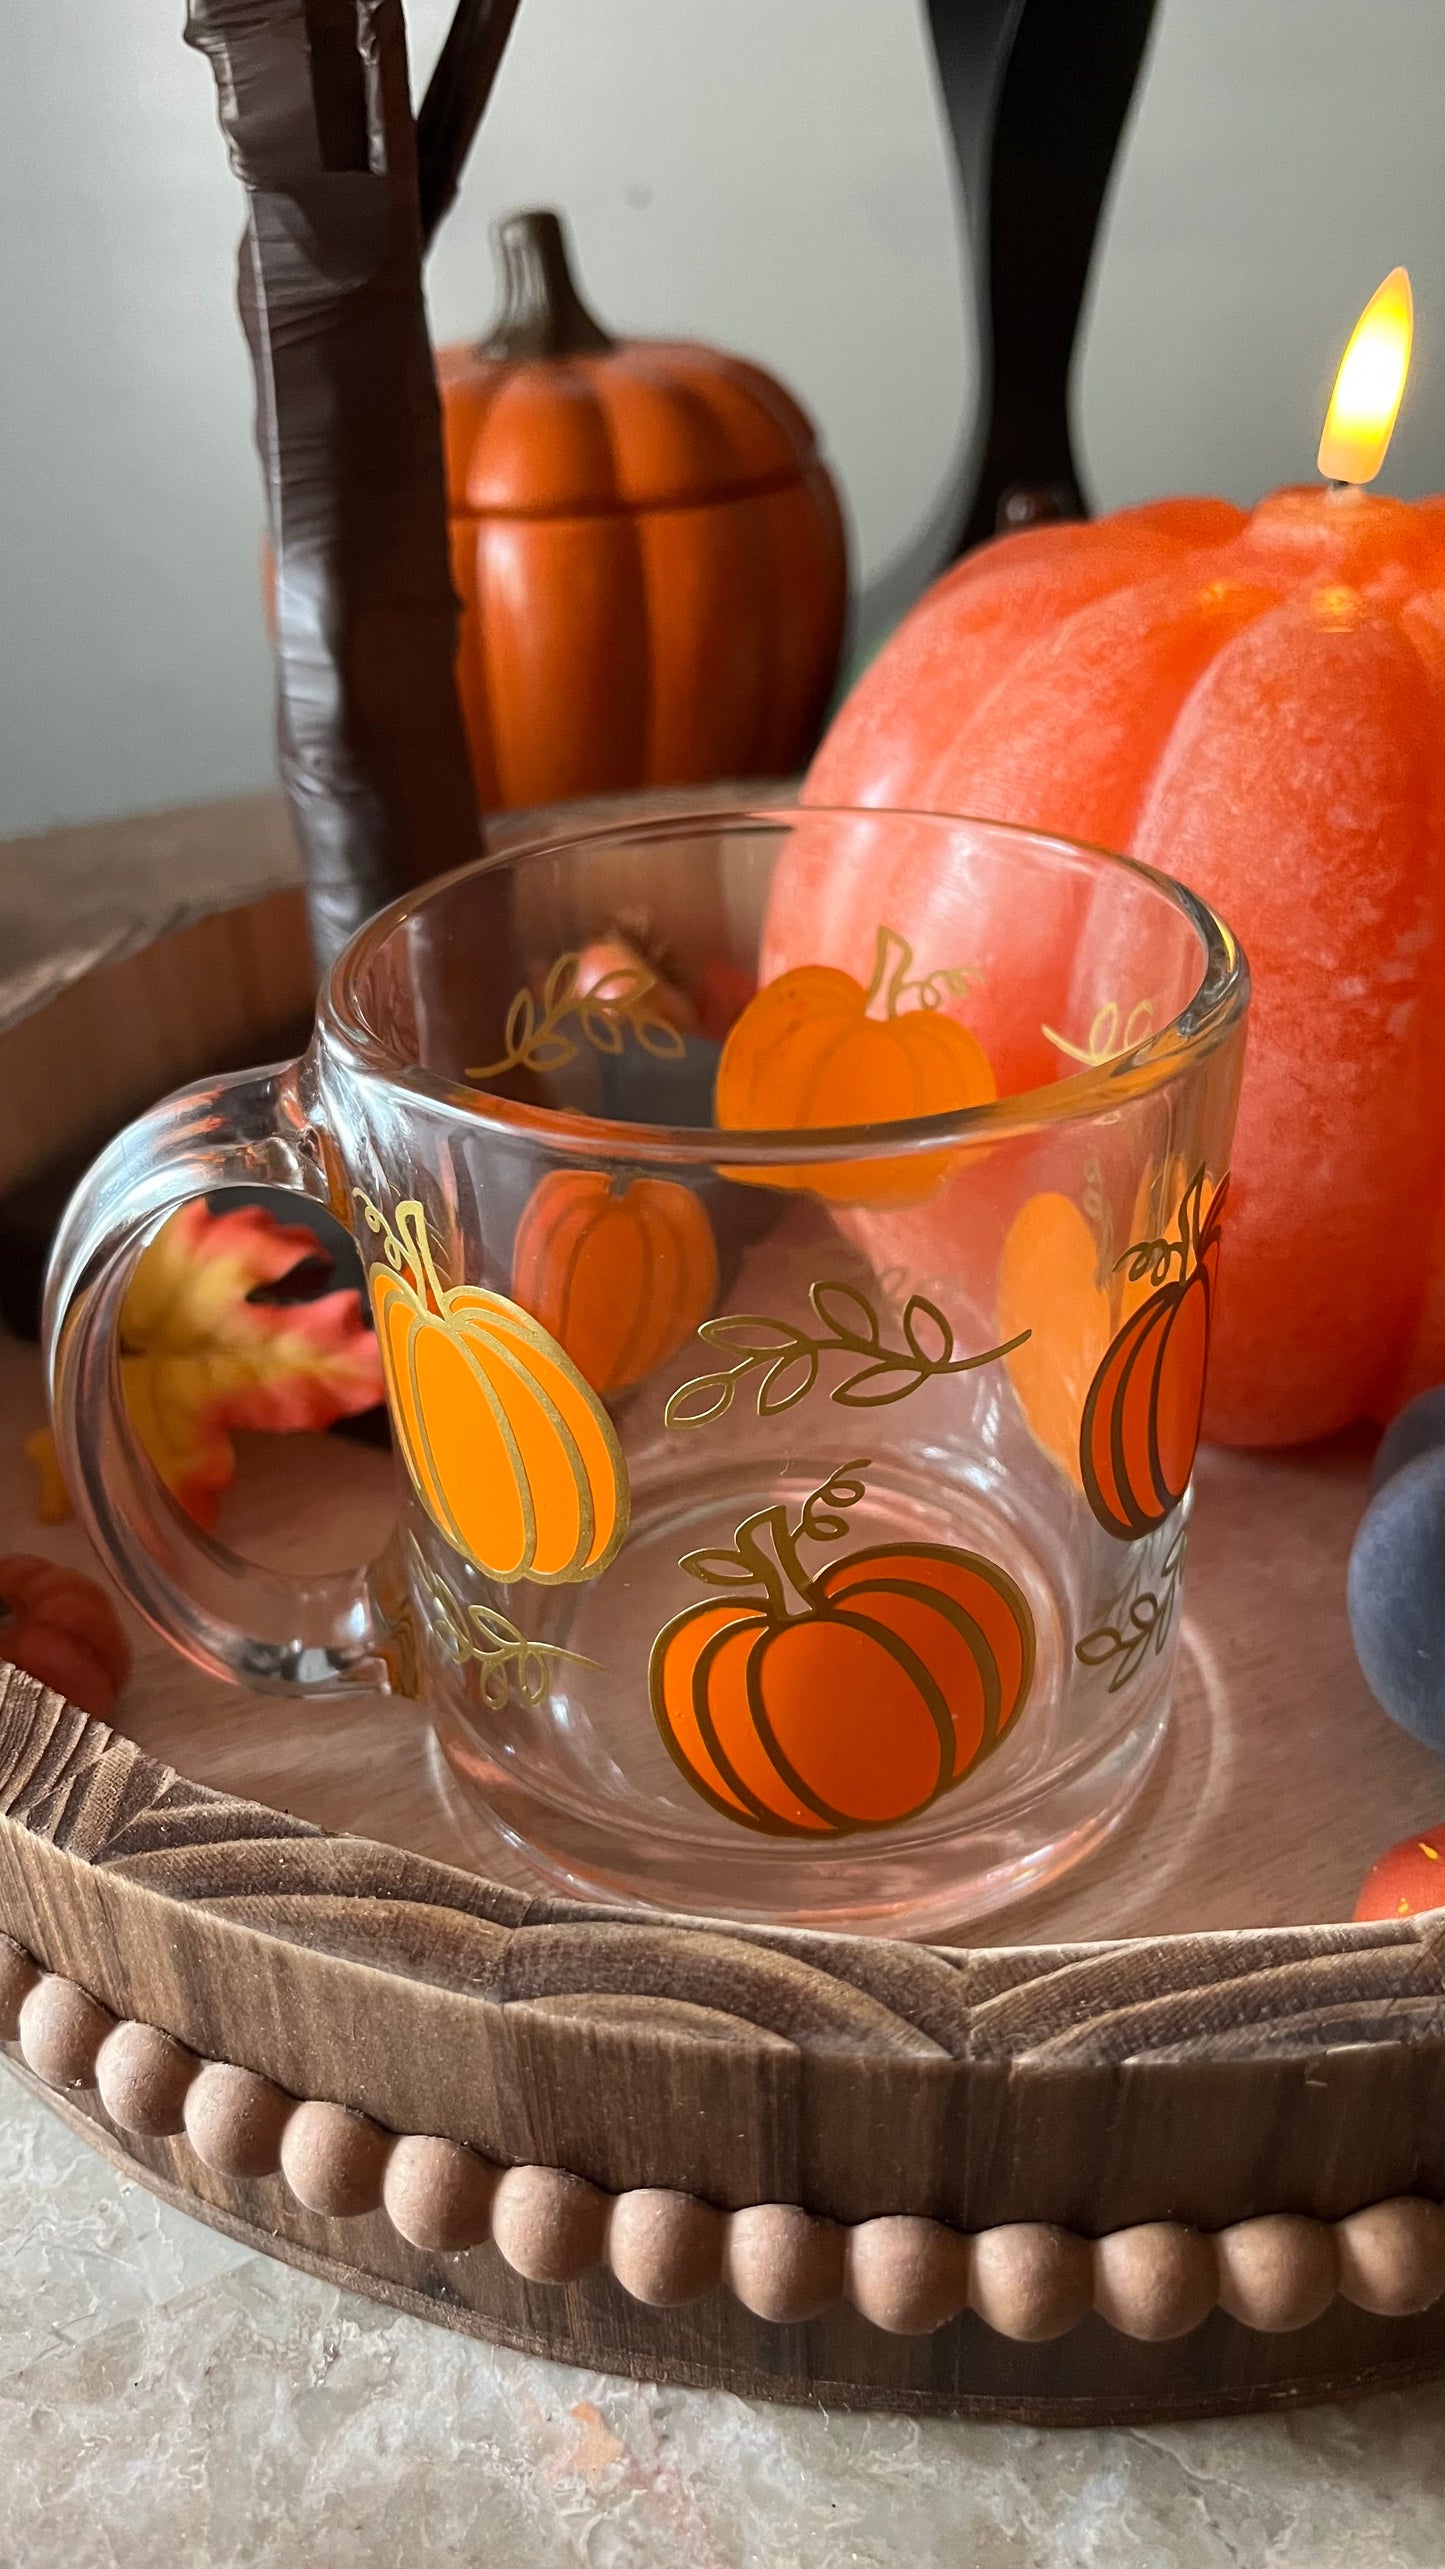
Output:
1317,267,1414,485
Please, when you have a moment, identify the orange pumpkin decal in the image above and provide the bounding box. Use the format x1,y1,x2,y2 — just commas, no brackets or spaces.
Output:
715,925,995,1206
999,1158,1195,1488
997,1188,1118,1494
358,1194,628,1585
650,1462,1034,1836
1080,1168,1228,1541
511,1171,718,1395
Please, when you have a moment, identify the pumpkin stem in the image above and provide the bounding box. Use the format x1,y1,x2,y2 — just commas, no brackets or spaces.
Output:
1114,1163,1211,1291
356,1192,450,1314
400,1202,452,1313
1177,1167,1204,1270
863,925,915,1020
480,210,616,362
730,1508,802,1621
679,1461,870,1621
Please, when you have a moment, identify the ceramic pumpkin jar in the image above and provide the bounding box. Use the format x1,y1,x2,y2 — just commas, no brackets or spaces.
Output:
794,490,1445,1446
437,210,848,809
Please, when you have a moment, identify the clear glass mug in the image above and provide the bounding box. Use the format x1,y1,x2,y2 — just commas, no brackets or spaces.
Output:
46,809,1247,1934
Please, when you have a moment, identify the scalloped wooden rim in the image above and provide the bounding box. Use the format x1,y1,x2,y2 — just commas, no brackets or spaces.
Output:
6,1637,1445,2417
8,1922,1445,2344
4,1666,1445,2176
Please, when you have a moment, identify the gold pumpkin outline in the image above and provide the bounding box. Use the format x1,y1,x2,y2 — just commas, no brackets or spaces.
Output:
358,1193,630,1586
648,1464,1036,1838
511,1168,719,1396
1078,1169,1227,1545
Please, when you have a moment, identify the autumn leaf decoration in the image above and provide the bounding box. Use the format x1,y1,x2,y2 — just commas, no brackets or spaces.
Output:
30,1202,383,1530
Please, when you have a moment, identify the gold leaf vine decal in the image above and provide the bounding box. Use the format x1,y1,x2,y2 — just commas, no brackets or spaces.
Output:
1042,998,1157,1068
409,1538,601,1710
1074,1525,1186,1693
466,952,686,1085
664,1280,1031,1430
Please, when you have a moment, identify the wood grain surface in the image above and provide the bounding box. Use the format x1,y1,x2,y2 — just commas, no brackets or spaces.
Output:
4,1611,1445,2417
4,798,1445,2419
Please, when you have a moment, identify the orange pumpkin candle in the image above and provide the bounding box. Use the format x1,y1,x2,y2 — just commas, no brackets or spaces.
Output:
799,271,1445,1447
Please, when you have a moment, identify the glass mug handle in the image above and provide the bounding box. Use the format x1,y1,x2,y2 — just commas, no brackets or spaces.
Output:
44,1061,398,1698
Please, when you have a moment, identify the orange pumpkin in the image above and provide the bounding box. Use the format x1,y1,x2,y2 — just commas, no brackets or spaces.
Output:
359,1195,628,1585
437,210,847,810
511,1171,718,1395
801,489,1445,1444
1079,1171,1226,1542
0,1554,131,1718
998,1156,1192,1492
1354,1822,1445,1921
714,925,995,1205
650,1467,1033,1836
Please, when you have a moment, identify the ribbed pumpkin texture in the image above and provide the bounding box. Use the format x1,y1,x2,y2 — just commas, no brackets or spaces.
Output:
0,1555,132,1720
715,924,995,1205
1079,1174,1225,1541
797,490,1445,1445
650,1481,1034,1839
511,1171,718,1395
997,1157,1203,1500
364,1198,628,1586
437,211,847,809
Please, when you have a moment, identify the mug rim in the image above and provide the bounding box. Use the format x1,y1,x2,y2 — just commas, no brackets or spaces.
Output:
319,804,1250,1169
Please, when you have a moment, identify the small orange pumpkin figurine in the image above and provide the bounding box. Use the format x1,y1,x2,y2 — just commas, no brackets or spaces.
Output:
439,209,847,811
511,1171,718,1396
1080,1167,1227,1541
714,925,995,1206
0,1554,132,1719
359,1194,628,1584
650,1462,1034,1836
1354,1823,1445,1921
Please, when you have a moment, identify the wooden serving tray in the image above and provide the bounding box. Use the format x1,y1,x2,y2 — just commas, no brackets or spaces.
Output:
4,797,1445,2426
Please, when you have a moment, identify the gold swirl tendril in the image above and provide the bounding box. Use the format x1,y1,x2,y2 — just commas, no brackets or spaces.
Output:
409,1539,601,1711
1042,997,1157,1069
1075,1526,1187,1693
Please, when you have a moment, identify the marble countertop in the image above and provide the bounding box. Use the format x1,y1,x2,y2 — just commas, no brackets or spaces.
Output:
2,2071,1441,2568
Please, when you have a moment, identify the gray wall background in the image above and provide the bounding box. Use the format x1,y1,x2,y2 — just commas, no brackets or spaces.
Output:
3,0,1444,841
